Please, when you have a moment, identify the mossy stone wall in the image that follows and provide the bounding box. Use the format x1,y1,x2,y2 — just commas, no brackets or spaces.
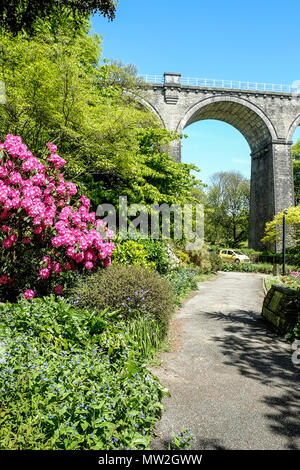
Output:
262,285,300,335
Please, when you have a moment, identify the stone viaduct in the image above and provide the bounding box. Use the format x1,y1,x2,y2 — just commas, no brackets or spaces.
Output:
141,72,300,250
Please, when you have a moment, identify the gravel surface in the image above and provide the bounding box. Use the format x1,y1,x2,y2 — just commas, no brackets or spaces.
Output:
151,272,300,450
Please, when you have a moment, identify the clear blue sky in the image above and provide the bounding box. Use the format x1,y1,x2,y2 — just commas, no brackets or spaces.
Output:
91,0,300,185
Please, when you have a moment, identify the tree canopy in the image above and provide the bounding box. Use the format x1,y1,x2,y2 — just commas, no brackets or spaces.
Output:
262,205,300,247
205,171,250,247
0,23,204,214
0,0,117,35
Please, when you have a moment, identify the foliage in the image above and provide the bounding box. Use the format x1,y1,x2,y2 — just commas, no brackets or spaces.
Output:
292,140,300,203
0,135,114,301
188,244,211,273
71,265,174,336
0,29,203,211
256,248,300,267
112,239,155,270
286,247,300,267
0,296,90,348
137,239,172,274
221,261,274,274
0,0,117,36
205,171,250,247
125,315,167,360
168,427,196,450
170,246,191,266
0,29,152,185
164,266,202,305
262,205,300,247
290,317,300,341
0,296,127,353
264,273,300,293
221,261,297,274
209,251,223,272
0,297,167,450
111,238,180,275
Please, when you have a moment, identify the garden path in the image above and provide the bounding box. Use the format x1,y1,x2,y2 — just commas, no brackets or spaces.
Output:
151,272,300,450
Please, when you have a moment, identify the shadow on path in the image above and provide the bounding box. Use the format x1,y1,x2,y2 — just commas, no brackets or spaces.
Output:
201,310,300,450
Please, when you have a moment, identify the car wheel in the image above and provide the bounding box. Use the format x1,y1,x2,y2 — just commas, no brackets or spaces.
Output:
235,259,240,264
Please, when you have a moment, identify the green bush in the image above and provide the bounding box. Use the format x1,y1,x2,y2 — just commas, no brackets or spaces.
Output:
187,245,211,273
286,247,300,267
258,248,300,267
112,239,155,270
72,265,174,337
111,238,175,275
138,239,174,274
0,297,167,449
221,261,274,273
221,261,298,274
209,251,222,272
171,247,190,266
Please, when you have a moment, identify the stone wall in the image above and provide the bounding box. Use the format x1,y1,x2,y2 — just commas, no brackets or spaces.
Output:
262,285,300,335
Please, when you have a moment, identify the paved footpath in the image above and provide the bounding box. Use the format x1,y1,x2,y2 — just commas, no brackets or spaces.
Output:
151,272,300,450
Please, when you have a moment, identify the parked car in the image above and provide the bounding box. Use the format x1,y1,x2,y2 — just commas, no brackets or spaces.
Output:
219,249,250,264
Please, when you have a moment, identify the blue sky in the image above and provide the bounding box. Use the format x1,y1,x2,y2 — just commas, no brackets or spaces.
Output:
91,0,300,185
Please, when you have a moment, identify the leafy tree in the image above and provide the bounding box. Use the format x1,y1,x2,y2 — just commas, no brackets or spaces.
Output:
292,140,300,204
205,171,250,247
262,205,300,247
0,28,151,188
0,25,204,214
0,0,117,36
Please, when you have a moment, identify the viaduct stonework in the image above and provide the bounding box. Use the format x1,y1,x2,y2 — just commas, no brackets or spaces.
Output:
142,73,300,250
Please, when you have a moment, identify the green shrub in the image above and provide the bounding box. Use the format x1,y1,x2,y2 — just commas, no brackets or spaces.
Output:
187,245,211,273
171,247,190,266
221,261,273,273
209,251,222,272
286,247,300,267
112,238,176,275
112,239,155,270
221,261,298,274
138,239,174,274
72,265,174,336
0,296,90,347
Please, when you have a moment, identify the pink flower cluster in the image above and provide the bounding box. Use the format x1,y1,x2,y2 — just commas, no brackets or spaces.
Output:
0,134,115,299
290,271,300,279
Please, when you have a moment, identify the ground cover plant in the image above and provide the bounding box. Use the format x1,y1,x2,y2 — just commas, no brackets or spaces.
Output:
164,266,211,306
0,296,168,450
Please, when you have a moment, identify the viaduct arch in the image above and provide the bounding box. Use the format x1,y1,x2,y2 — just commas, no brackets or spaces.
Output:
142,73,299,250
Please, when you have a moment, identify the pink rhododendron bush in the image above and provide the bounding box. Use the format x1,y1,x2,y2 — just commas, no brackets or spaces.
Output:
0,134,115,301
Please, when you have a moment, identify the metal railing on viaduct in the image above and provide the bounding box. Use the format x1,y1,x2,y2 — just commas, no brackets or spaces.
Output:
140,74,297,94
